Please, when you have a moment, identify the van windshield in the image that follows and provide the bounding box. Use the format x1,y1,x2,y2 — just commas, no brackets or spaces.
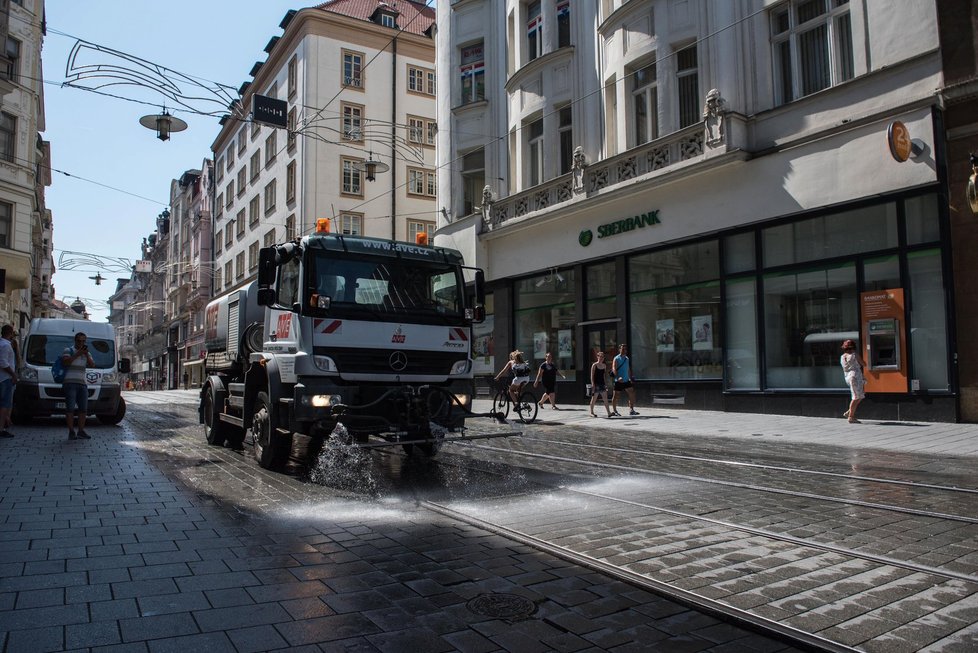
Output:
25,336,115,369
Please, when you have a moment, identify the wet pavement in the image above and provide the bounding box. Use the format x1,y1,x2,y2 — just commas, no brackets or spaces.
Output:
0,390,976,651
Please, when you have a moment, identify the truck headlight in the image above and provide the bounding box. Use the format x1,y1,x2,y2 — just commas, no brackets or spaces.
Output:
313,356,335,372
102,373,118,383
450,360,470,375
301,394,342,407
19,367,36,381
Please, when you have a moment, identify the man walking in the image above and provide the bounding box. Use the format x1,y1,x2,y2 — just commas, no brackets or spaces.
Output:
611,343,639,417
0,325,18,437
62,332,95,440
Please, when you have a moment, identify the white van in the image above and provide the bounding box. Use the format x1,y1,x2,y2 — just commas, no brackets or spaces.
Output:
13,319,130,424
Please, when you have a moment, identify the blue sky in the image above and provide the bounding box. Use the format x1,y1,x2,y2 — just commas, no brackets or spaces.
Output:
42,1,304,321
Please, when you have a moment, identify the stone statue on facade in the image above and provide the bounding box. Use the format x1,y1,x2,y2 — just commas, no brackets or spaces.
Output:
703,88,726,147
572,146,587,193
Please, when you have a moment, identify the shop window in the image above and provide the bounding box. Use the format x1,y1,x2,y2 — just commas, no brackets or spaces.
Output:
905,194,940,245
863,255,900,292
724,278,759,389
723,232,755,274
585,262,616,320
762,203,897,267
514,269,577,382
472,293,495,377
908,250,949,391
763,263,857,390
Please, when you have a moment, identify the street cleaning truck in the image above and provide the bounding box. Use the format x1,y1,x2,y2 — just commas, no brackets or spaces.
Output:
199,221,489,469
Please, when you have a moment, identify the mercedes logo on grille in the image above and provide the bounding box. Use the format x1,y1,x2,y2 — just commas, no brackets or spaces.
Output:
389,351,408,372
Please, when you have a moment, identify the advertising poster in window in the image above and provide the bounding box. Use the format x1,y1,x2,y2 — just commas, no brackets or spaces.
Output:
472,315,494,375
656,319,675,352
533,331,548,359
558,329,572,359
692,315,713,351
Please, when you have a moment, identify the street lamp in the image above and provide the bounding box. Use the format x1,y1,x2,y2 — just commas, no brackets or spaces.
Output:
353,152,390,182
139,108,187,142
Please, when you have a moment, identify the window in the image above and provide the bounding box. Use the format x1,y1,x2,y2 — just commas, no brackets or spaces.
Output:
461,150,485,216
343,50,364,88
215,228,223,254
264,229,276,248
226,220,236,246
249,196,260,226
526,118,544,186
0,201,10,248
0,112,14,163
263,181,276,213
1,37,20,83
236,209,246,237
515,269,578,382
558,106,573,175
224,261,233,287
265,132,277,166
341,157,363,196
460,42,485,104
226,143,235,169
286,161,296,203
285,214,296,240
771,0,853,105
213,268,222,292
248,241,259,271
342,103,363,141
250,151,261,181
339,213,362,235
586,262,616,321
225,181,234,207
408,66,435,95
676,45,699,128
526,1,543,62
556,0,571,48
407,116,436,146
215,194,224,217
215,157,225,183
408,168,437,198
380,13,396,29
287,107,297,151
631,60,658,145
408,220,434,243
287,55,297,99
237,168,247,195
251,119,261,140
235,252,245,279
238,128,247,155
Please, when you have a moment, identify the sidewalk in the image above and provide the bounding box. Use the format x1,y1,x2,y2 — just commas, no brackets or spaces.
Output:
472,398,978,458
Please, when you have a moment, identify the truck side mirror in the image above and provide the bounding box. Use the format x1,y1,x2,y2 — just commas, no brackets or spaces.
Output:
257,248,277,287
118,358,131,374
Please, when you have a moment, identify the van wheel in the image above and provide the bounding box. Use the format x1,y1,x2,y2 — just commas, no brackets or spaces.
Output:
252,391,289,469
97,397,126,425
11,407,31,425
203,388,228,447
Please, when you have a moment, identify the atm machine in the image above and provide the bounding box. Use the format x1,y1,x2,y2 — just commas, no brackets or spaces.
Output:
866,318,900,370
860,289,908,393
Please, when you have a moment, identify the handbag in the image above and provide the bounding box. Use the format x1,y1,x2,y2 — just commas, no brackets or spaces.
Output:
585,383,593,397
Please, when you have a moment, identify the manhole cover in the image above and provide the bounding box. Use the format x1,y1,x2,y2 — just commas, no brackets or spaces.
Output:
466,593,536,620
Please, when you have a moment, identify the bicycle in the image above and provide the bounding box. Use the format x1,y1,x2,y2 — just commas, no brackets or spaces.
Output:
490,378,539,424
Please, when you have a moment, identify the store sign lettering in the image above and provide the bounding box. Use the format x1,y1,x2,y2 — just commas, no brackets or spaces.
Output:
597,211,661,239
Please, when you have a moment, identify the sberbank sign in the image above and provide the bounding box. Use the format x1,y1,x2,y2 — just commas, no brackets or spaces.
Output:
578,210,661,247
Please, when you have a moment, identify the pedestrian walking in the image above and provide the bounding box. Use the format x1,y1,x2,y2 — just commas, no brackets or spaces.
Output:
840,339,866,423
0,325,18,438
534,351,565,409
611,343,638,416
62,332,95,440
589,351,613,418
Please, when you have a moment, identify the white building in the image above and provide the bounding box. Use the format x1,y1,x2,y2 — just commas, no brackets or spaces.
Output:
436,0,960,421
210,0,438,297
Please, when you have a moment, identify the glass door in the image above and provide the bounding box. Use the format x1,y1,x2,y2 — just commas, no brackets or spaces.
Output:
584,324,618,366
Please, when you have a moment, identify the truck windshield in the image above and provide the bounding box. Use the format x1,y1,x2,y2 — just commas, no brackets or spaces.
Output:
25,336,116,369
310,253,463,320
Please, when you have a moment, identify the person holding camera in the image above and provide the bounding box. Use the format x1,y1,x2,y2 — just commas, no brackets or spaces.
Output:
62,332,95,440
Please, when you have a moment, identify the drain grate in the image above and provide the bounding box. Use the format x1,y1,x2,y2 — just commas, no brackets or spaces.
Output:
466,593,536,620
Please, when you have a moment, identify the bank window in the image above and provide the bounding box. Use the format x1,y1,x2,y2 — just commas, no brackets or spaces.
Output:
763,202,897,267
724,231,755,274
725,277,759,389
630,59,658,146
771,0,854,105
763,262,856,390
908,249,949,391
629,241,721,381
905,193,940,245
526,1,543,63
586,262,616,321
514,268,577,382
460,42,485,104
676,44,699,129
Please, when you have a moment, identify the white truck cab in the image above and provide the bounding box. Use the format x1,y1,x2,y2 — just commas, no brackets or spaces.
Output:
13,319,130,424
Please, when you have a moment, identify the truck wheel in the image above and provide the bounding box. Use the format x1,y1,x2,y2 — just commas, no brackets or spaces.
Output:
11,404,32,425
252,391,289,469
97,397,127,425
202,388,228,447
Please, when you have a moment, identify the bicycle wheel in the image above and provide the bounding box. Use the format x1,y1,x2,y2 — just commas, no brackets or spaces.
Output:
492,390,510,419
515,390,538,424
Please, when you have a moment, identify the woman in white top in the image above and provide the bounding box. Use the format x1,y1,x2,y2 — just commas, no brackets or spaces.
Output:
840,339,866,423
495,350,531,405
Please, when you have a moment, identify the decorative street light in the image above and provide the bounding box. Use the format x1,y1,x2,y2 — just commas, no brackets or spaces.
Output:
139,108,187,141
353,152,390,182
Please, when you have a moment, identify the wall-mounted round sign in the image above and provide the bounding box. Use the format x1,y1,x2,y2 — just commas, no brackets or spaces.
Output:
887,121,912,162
578,230,593,247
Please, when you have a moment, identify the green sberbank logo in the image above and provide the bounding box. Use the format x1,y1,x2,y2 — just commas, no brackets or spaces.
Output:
579,230,593,247
598,210,660,239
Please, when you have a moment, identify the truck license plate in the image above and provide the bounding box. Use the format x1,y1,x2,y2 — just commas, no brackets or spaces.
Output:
55,402,65,410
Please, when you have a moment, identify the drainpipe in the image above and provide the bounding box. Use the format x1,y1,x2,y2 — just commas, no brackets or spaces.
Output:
391,36,397,241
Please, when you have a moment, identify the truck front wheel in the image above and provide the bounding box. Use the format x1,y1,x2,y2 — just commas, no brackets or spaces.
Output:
203,387,229,447
97,397,127,425
252,391,290,469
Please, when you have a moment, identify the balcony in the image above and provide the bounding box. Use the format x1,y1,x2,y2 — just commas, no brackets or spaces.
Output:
484,110,747,232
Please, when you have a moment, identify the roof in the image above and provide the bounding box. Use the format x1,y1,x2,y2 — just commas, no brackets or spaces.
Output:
315,0,435,36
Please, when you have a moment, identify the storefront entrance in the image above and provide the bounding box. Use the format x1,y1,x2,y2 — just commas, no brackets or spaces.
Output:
584,323,618,366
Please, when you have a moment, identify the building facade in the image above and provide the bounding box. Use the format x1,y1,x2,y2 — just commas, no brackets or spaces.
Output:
436,0,968,421
210,0,438,299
